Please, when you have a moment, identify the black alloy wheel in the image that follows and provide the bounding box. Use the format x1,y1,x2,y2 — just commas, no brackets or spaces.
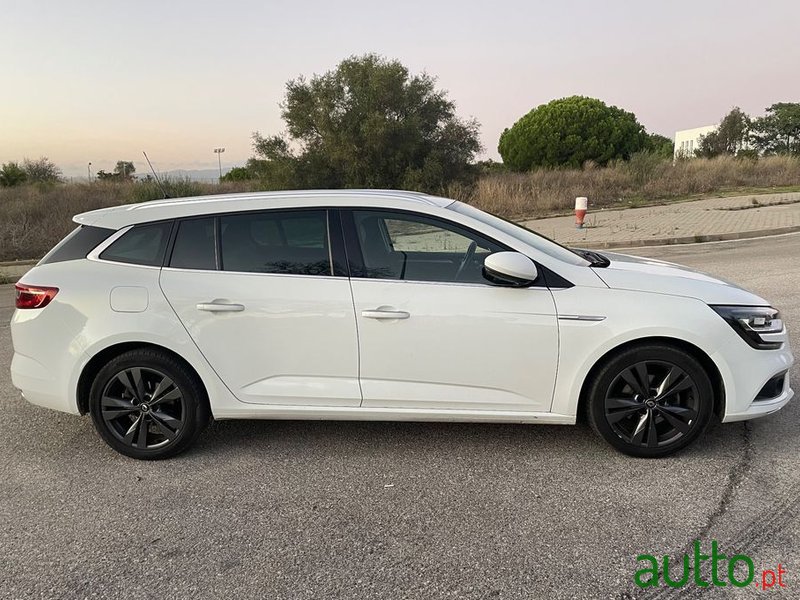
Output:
89,349,209,459
100,366,185,450
588,344,714,458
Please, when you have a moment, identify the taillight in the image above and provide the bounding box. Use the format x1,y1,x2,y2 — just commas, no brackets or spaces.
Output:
14,283,59,309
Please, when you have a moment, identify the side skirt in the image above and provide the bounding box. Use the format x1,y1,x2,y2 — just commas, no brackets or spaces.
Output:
211,405,577,425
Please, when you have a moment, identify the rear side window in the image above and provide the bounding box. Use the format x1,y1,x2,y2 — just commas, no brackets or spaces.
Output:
99,221,173,266
220,210,331,275
169,218,216,270
39,225,115,265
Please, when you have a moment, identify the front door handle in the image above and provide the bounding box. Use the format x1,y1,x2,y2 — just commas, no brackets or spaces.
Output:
196,301,245,313
362,308,410,320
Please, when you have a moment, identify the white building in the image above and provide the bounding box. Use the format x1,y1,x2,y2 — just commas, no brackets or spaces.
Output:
674,125,716,159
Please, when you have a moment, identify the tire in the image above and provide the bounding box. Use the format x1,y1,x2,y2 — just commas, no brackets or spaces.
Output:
88,349,210,460
586,344,714,458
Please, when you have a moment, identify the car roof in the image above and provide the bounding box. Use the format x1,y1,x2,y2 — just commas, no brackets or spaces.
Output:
74,189,456,230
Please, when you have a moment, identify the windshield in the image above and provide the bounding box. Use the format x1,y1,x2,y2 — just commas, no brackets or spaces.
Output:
449,202,590,266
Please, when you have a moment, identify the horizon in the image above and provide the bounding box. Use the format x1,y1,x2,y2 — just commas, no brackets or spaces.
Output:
1,0,799,177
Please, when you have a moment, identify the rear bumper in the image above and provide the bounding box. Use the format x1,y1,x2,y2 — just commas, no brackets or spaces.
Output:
10,351,80,415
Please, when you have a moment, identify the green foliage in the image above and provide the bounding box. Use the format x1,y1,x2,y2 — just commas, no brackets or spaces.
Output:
114,161,135,179
249,54,481,192
498,96,648,170
751,102,800,155
626,150,668,186
0,161,28,187
645,133,674,159
97,161,136,181
22,156,63,183
475,159,508,175
695,107,750,158
220,166,256,182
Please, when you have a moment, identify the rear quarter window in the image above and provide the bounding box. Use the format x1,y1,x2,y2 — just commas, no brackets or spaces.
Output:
39,225,115,265
99,221,173,267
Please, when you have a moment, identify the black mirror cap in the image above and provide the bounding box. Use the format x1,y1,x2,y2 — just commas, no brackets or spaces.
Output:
482,266,535,288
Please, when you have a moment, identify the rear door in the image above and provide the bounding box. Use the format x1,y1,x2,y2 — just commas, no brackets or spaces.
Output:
159,209,361,407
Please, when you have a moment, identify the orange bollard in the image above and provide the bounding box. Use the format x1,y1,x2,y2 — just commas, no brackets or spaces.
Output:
575,197,588,228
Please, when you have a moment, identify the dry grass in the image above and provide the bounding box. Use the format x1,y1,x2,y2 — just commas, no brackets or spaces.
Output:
0,179,253,262
450,154,800,218
2,155,800,261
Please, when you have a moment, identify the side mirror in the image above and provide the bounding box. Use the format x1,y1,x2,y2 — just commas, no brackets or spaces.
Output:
483,252,538,287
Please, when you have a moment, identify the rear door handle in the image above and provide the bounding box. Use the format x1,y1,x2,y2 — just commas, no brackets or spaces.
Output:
196,301,245,313
361,308,410,320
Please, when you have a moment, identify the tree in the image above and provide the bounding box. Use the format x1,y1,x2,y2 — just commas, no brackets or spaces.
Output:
96,161,136,181
249,54,482,192
22,157,63,183
221,166,257,182
751,102,800,155
498,96,648,170
114,161,136,179
695,107,750,158
0,161,28,187
645,133,674,159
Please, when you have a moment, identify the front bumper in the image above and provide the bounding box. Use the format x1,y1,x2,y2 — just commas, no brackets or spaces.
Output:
718,338,794,423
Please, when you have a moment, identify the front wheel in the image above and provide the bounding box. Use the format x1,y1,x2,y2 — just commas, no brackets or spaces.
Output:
587,344,714,458
89,349,210,459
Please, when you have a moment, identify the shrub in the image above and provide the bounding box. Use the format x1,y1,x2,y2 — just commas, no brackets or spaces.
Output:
498,96,648,170
0,162,27,187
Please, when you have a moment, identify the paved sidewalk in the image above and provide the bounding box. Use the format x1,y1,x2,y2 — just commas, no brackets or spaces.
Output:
521,191,800,248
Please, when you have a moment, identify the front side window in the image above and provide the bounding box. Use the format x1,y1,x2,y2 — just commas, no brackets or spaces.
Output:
351,210,503,283
450,202,589,266
99,221,172,266
220,210,331,276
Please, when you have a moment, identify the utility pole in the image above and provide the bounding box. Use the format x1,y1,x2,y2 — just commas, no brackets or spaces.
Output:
213,147,225,181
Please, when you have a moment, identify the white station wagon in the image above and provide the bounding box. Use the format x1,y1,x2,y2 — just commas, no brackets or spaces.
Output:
10,190,794,459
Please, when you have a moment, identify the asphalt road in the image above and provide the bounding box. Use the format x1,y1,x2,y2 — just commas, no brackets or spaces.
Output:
1,235,798,600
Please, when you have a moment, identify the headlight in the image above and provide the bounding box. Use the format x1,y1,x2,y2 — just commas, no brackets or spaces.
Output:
710,305,783,350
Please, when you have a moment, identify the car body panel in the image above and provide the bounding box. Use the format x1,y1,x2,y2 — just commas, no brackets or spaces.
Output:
350,278,559,412
549,286,794,419
159,268,361,407
592,251,769,305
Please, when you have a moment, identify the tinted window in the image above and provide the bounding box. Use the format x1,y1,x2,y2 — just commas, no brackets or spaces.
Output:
99,221,172,266
220,210,330,275
170,218,216,270
39,225,115,265
352,210,503,283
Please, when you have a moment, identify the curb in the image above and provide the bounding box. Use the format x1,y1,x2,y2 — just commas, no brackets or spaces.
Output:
569,225,800,250
0,260,37,285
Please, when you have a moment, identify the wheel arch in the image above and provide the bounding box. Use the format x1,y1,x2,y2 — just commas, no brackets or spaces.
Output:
576,336,725,423
76,341,209,415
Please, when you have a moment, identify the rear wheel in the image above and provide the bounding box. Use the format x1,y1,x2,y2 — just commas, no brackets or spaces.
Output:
587,344,714,458
89,349,209,459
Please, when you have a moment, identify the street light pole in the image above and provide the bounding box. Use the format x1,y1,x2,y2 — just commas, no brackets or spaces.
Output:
213,148,225,181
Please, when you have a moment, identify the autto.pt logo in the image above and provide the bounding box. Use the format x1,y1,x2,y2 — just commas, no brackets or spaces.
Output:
635,540,787,590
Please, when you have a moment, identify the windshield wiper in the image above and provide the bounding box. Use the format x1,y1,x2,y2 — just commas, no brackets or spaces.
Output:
570,248,610,268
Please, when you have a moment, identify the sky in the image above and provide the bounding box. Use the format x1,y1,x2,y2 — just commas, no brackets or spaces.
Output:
1,0,799,178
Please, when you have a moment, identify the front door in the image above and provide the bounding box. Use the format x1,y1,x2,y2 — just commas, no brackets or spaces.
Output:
343,209,559,413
